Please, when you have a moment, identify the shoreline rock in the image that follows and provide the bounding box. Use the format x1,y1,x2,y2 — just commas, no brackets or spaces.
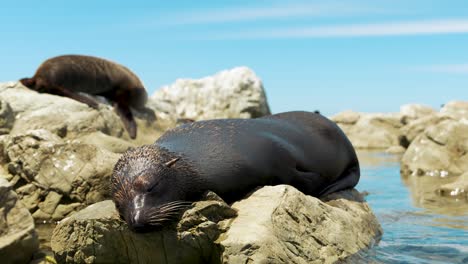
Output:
0,178,39,264
149,67,270,122
51,186,382,264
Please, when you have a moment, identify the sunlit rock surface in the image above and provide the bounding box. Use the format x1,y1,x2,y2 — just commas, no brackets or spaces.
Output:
400,103,436,124
440,100,468,121
221,186,382,264
149,67,271,122
0,178,39,264
51,187,381,264
400,102,468,200
51,193,237,264
401,118,468,177
332,111,403,149
3,129,120,221
0,81,169,144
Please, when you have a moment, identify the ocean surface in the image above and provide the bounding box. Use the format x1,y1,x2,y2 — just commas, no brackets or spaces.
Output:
356,151,468,264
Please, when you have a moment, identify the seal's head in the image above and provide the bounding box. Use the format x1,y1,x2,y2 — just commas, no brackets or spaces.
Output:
111,145,196,232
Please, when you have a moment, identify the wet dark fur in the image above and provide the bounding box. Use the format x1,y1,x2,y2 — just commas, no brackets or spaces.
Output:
19,55,151,139
111,111,360,232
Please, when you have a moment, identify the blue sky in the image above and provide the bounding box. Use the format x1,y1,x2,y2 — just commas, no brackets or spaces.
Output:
1,0,468,116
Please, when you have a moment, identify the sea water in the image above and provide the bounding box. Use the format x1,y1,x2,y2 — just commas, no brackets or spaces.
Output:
356,151,468,264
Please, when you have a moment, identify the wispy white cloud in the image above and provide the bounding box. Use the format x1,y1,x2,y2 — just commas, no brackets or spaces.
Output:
131,0,393,28
212,19,468,39
167,3,383,25
411,64,468,74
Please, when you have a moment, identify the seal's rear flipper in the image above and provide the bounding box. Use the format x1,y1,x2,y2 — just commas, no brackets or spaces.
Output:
318,165,360,197
19,78,36,88
288,170,324,196
114,103,137,139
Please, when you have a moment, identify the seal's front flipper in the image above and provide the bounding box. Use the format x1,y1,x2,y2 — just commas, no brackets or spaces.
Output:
318,165,360,197
50,85,100,109
114,103,137,139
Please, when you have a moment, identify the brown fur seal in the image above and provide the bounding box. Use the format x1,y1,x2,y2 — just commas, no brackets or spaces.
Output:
111,111,360,232
19,55,152,139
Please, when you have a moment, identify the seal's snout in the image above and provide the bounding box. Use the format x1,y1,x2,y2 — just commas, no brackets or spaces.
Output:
129,211,148,232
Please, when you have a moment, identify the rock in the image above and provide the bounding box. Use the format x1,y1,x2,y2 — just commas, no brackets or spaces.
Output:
52,203,83,221
16,184,41,211
400,114,449,143
32,209,52,220
332,112,403,149
4,129,120,220
0,177,39,263
38,191,62,215
72,131,136,154
401,119,468,177
51,193,237,264
51,187,381,264
400,104,436,124
0,81,165,144
437,172,468,199
440,100,468,120
385,145,406,154
331,110,360,125
0,99,14,135
149,67,270,122
219,186,382,264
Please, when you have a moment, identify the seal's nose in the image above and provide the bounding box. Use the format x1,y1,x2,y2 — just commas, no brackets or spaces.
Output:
129,212,147,232
130,221,146,232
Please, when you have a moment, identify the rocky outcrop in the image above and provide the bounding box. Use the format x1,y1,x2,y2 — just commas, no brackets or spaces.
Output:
51,193,237,264
401,118,468,177
332,102,467,151
400,103,468,202
332,111,403,149
4,129,120,221
221,186,382,264
0,81,169,144
440,101,468,120
51,186,382,264
149,67,271,122
0,178,39,264
400,104,436,124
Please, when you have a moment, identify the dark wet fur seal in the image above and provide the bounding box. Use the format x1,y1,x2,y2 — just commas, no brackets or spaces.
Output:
111,111,360,232
19,55,152,139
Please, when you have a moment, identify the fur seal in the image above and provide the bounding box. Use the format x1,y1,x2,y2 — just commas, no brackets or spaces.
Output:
111,111,360,231
19,55,151,139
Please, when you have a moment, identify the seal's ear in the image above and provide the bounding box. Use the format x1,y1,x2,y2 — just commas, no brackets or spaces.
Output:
164,157,180,168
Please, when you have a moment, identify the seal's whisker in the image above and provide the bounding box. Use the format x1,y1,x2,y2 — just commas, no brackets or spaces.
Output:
148,218,173,224
157,205,190,213
147,212,182,221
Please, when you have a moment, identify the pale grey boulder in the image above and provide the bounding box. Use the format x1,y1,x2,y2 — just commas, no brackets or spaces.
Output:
0,178,39,264
401,119,468,177
0,81,166,144
149,67,270,122
440,100,468,121
4,129,120,221
400,103,436,124
219,186,382,264
399,114,449,144
51,187,381,264
0,99,14,135
332,111,403,149
51,193,237,264
330,110,360,125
